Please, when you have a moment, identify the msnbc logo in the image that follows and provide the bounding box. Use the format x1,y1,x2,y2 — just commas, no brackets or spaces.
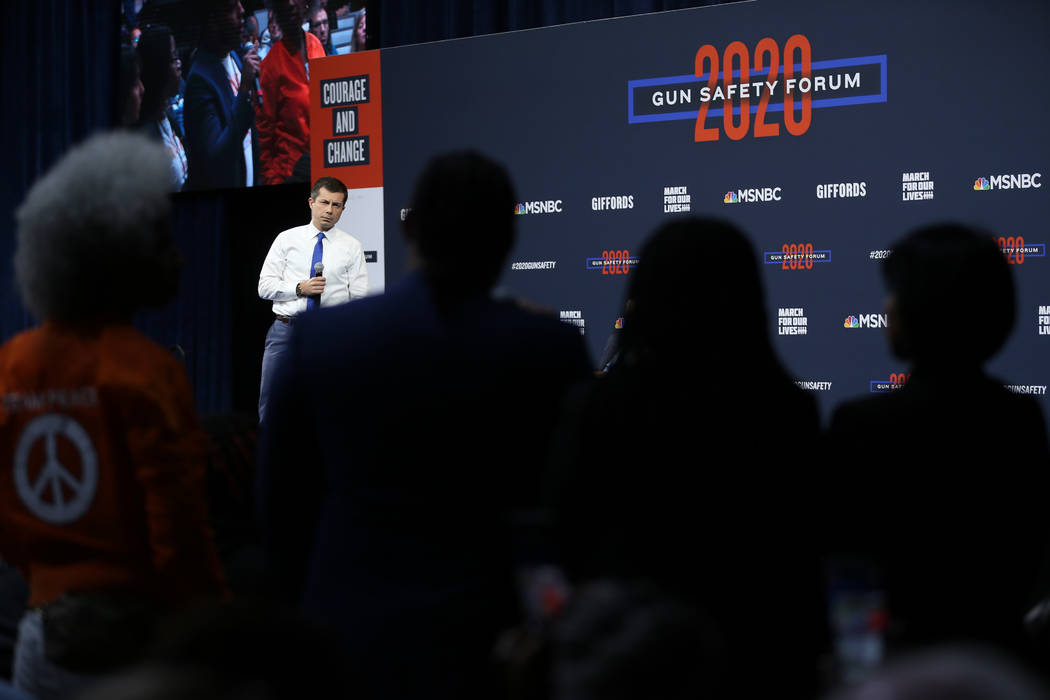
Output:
724,187,782,204
515,199,563,215
614,317,624,330
974,173,1042,190
844,315,859,328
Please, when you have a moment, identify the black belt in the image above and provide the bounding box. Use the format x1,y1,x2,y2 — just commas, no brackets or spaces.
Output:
275,314,295,324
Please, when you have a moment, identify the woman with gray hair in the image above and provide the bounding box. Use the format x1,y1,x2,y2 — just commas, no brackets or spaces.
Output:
0,132,226,700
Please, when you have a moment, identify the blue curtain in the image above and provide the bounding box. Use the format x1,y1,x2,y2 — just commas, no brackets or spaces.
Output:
1,0,115,343
135,194,232,415
378,0,723,47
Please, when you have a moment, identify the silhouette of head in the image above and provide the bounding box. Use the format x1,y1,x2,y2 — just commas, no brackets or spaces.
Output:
883,224,1014,367
622,218,770,366
403,150,516,298
194,0,246,54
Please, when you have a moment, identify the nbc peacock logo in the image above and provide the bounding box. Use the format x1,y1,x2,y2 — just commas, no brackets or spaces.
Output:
514,203,526,215
844,315,859,328
974,177,990,191
723,191,739,204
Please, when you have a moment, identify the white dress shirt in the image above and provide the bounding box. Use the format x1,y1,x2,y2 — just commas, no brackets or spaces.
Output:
258,223,369,316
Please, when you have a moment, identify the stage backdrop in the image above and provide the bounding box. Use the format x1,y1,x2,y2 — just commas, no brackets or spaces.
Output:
311,0,1050,426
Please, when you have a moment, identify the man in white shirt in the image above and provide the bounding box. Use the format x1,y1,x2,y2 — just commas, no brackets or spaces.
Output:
257,176,368,421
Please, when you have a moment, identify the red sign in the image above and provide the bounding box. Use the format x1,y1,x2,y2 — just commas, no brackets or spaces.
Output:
310,50,383,188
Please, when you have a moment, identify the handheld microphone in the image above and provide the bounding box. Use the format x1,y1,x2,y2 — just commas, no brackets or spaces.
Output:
241,41,263,106
309,262,325,308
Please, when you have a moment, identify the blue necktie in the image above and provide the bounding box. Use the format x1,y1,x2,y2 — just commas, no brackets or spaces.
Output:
306,232,325,311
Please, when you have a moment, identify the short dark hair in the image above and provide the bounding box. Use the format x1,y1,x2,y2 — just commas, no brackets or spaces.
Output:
310,176,347,202
188,0,241,48
404,150,516,296
883,223,1014,365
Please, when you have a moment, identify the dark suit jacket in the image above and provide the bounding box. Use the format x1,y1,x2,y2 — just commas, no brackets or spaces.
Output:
183,49,259,191
256,272,591,697
826,367,1050,657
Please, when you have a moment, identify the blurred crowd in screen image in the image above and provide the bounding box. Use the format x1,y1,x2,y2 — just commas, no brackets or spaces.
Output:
118,0,369,192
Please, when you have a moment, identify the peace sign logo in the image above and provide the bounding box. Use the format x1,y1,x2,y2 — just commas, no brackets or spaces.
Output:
14,413,98,525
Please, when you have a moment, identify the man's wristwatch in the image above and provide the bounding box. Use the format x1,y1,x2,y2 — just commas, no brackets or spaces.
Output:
295,282,303,297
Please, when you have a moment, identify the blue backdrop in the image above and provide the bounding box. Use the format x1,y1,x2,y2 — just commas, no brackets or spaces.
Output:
371,0,1050,425
5,0,1047,426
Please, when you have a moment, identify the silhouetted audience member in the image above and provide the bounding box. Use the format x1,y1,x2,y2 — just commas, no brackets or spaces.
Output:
183,0,260,190
257,151,591,699
0,133,227,700
826,224,1050,663
548,218,823,697
823,646,1050,700
137,25,188,189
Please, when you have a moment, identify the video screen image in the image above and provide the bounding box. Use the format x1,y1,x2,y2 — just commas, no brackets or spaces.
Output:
118,0,369,192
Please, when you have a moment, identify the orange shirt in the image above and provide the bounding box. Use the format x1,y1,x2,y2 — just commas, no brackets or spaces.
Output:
258,31,325,185
0,322,226,607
